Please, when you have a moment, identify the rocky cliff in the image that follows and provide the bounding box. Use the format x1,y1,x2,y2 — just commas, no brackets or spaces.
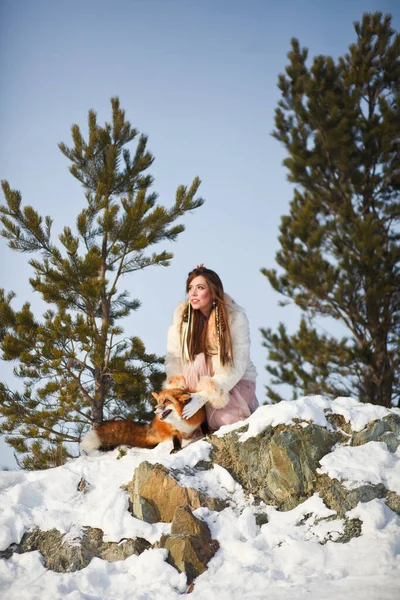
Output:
0,396,399,597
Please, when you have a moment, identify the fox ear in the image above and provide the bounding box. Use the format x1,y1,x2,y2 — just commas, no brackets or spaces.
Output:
151,392,159,402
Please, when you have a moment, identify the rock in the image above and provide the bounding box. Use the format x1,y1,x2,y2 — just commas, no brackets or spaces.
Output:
127,461,227,523
378,432,400,453
254,513,269,527
18,527,103,572
210,423,341,510
101,537,151,561
386,491,400,515
320,517,363,545
161,535,218,584
170,505,211,538
350,414,400,451
2,526,151,572
325,412,352,435
158,505,219,584
315,474,387,517
0,543,19,560
334,518,363,543
77,477,91,493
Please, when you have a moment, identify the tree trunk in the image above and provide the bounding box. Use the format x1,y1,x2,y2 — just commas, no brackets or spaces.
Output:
363,356,393,408
93,367,104,427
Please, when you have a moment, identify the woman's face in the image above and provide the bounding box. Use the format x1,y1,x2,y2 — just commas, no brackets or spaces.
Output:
187,275,213,316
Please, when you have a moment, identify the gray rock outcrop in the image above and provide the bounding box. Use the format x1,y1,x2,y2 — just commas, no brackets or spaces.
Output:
0,526,151,572
209,423,341,510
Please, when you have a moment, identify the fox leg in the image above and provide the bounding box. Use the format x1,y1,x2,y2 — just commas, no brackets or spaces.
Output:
170,431,182,454
200,420,210,436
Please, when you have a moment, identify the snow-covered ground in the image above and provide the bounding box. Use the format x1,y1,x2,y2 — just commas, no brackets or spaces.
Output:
0,396,399,599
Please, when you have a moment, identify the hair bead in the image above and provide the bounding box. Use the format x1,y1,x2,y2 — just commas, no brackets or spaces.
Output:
215,303,221,357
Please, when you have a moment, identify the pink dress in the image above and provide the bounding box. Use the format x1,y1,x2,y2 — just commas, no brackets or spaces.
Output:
182,353,258,431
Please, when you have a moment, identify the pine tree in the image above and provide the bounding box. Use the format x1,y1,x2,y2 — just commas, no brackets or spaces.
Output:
0,98,204,468
262,13,400,408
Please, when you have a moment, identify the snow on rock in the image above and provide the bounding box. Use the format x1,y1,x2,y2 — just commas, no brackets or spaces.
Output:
217,394,400,441
318,441,400,493
0,395,399,599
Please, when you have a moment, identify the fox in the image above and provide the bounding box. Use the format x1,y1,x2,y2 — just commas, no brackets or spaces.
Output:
80,388,207,454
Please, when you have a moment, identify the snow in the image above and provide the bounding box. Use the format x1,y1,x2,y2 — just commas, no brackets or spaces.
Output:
216,394,400,441
318,441,400,493
0,396,399,599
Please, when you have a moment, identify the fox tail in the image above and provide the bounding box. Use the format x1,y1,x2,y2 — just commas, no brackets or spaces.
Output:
80,429,101,452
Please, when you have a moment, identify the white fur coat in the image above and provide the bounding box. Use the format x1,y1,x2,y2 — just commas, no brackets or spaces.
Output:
164,295,257,409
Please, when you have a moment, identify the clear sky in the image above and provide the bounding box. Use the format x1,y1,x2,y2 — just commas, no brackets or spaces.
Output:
1,0,398,468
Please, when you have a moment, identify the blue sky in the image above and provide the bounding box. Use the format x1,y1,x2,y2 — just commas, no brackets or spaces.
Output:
1,0,398,468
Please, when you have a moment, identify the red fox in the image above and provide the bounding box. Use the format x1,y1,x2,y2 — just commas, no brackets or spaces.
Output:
80,389,207,454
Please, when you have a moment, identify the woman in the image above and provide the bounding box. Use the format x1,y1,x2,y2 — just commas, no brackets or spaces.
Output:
163,265,258,431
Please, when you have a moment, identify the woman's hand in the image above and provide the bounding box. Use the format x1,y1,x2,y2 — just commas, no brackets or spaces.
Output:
182,393,207,419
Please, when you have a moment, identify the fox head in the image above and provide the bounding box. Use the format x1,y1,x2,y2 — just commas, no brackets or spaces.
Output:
151,389,192,421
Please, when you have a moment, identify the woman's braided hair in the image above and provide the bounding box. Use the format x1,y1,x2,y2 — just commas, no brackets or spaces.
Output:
182,266,234,366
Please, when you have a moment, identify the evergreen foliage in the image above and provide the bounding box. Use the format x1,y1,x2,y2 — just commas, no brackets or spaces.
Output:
0,98,204,468
262,13,400,407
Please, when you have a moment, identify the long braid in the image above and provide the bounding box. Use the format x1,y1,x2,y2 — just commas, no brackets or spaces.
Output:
216,298,233,366
215,301,221,359
181,301,192,362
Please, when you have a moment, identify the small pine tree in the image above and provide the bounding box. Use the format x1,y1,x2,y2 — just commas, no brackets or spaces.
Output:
0,98,204,467
262,13,400,407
